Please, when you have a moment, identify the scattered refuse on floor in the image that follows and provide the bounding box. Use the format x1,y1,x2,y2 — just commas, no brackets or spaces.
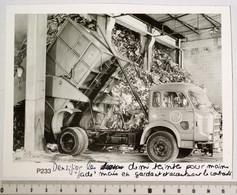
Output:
13,148,222,163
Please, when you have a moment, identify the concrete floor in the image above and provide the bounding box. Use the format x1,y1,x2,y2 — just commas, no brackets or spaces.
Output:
13,148,222,163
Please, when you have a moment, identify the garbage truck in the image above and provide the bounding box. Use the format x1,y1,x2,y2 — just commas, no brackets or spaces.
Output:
14,19,221,162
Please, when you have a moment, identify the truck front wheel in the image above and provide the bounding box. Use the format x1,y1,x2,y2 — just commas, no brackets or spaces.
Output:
147,131,179,162
58,127,88,155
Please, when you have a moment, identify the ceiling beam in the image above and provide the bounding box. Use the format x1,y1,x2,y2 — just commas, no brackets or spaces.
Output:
131,14,185,39
201,14,218,27
168,14,199,35
202,14,221,26
172,26,222,35
160,14,189,23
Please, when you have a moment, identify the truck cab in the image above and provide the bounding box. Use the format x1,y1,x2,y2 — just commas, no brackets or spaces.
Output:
140,83,221,162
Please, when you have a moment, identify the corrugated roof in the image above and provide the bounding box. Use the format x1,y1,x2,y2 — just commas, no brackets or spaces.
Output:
148,14,221,38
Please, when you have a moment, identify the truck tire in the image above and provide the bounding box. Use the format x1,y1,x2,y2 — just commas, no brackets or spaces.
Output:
147,131,179,162
177,148,193,158
74,127,89,153
58,127,87,156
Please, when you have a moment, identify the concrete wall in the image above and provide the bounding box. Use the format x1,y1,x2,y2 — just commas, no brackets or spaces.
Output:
181,32,222,107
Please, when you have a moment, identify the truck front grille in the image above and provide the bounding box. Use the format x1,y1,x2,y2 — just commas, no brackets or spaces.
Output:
213,117,222,149
214,118,221,131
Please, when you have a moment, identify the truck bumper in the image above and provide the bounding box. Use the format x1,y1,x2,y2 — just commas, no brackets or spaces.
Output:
197,142,214,150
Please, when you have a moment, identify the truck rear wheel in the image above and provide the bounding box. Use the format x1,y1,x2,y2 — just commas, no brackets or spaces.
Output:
147,131,178,162
58,127,88,156
177,148,193,158
74,127,89,153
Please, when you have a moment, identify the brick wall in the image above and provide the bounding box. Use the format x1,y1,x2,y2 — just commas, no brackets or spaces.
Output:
181,34,222,107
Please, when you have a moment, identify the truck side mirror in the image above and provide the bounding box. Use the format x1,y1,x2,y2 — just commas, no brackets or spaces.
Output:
183,99,188,107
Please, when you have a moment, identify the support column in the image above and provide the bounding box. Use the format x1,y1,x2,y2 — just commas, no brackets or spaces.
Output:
178,39,183,68
141,35,155,71
106,16,116,44
140,35,148,70
24,14,47,151
147,37,155,72
97,15,115,47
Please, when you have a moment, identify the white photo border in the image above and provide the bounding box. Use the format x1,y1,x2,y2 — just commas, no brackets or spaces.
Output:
1,4,234,181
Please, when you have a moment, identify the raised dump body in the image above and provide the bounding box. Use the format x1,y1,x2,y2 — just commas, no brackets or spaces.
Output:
45,19,122,139
46,19,115,92
14,18,131,156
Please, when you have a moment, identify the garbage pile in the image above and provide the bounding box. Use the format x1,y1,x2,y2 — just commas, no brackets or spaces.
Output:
108,24,193,131
152,42,193,83
112,24,143,64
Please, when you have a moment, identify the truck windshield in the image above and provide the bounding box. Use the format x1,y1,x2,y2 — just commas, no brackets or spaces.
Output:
189,90,211,109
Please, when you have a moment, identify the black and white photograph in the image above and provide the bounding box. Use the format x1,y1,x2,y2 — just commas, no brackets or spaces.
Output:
2,4,233,180
13,13,224,163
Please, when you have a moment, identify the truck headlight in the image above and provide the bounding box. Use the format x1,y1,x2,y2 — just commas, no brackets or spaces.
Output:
180,121,189,130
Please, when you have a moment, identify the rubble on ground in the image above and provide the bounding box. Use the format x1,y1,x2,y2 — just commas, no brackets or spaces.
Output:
13,148,34,161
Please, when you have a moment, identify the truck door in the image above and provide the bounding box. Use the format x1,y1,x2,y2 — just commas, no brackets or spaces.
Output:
151,91,194,142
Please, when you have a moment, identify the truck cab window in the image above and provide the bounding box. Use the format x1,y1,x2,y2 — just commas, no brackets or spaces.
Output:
163,92,188,108
152,92,161,107
189,91,211,109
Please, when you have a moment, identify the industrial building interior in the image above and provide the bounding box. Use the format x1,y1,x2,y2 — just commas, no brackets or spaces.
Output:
13,13,222,162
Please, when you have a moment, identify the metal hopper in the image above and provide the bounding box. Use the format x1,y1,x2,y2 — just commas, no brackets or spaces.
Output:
45,19,122,140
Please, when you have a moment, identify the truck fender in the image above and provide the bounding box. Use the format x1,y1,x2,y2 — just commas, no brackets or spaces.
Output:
51,108,81,139
140,120,181,147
